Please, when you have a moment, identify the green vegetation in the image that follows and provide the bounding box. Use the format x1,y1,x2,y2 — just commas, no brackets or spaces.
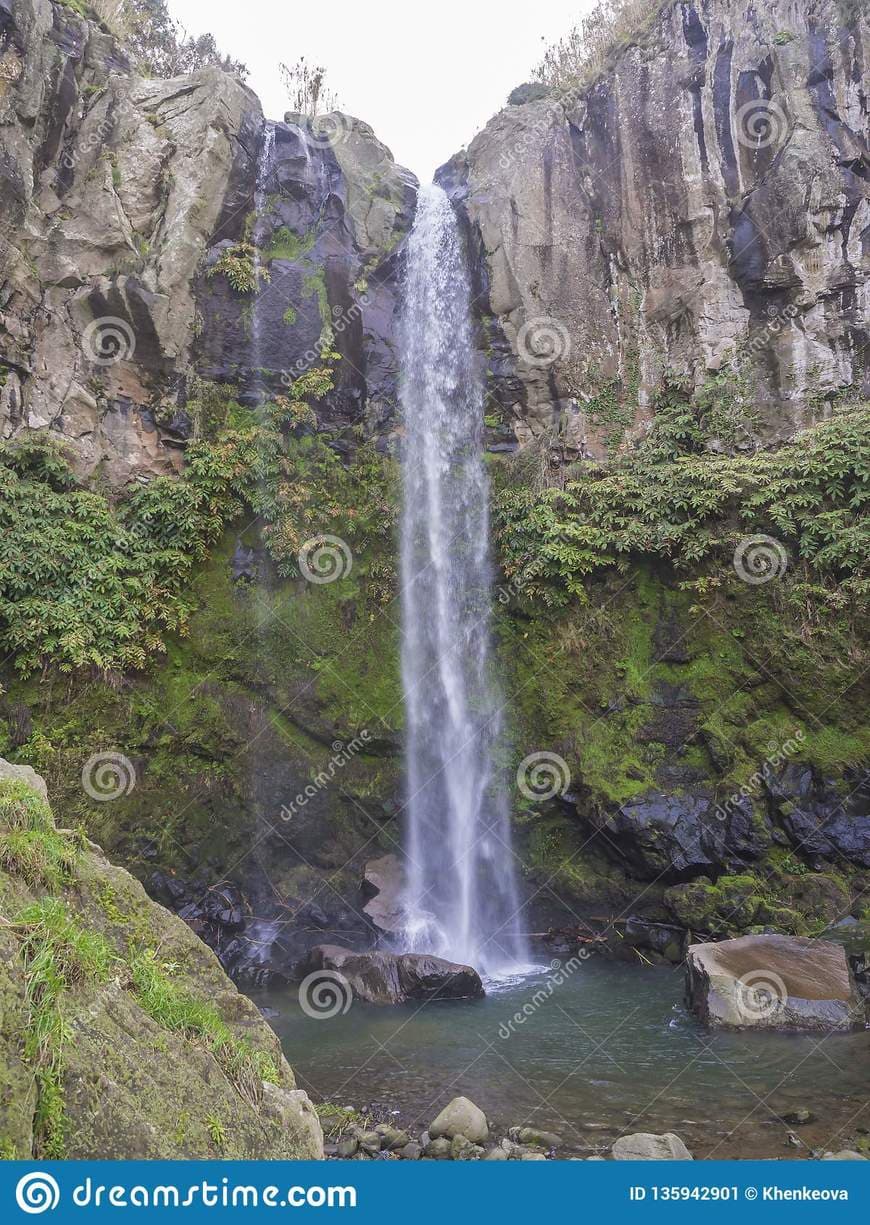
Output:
129,948,280,1103
0,366,389,676
0,781,78,889
534,0,668,94
493,399,869,616
265,226,315,264
206,242,269,294
16,898,117,1156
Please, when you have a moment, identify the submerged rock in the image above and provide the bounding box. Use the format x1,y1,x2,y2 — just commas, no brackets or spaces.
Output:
612,1133,694,1160
686,934,865,1031
296,945,484,1005
429,1096,489,1144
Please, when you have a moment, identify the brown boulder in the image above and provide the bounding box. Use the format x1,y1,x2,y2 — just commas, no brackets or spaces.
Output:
686,934,865,1031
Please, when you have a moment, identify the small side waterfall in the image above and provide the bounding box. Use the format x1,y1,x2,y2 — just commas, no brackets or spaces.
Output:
399,184,527,976
251,122,275,387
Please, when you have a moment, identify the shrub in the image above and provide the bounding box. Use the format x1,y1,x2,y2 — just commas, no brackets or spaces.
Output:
493,401,870,611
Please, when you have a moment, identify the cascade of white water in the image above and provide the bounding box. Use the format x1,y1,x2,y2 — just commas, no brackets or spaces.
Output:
251,122,275,385
398,184,527,976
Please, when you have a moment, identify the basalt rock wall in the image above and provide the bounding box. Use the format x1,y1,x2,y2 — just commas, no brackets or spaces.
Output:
439,0,869,456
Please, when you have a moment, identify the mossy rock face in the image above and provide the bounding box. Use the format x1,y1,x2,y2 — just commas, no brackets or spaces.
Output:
0,768,323,1160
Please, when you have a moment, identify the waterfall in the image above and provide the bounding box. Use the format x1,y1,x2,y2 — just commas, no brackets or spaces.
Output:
398,184,527,976
251,122,275,388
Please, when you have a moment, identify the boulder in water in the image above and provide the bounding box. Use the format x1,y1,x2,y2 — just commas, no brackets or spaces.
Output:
612,1133,693,1160
686,934,865,1030
296,945,484,1005
429,1096,489,1143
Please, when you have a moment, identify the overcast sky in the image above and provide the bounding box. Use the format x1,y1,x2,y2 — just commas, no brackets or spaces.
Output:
168,0,590,179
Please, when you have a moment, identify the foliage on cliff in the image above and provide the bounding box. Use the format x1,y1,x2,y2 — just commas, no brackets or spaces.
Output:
493,401,870,621
0,368,396,677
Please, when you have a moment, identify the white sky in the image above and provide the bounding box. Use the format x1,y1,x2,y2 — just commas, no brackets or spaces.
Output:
168,0,591,180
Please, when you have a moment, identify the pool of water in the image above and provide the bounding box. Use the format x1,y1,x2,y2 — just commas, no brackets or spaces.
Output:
253,958,870,1159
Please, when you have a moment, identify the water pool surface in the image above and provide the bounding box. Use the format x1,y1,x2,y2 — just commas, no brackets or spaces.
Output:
254,958,870,1159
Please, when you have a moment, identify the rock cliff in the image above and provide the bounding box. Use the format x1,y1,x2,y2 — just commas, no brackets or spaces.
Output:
0,0,415,484
440,0,869,455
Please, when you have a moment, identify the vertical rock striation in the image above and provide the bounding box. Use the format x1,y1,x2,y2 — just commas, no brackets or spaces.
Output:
439,0,869,454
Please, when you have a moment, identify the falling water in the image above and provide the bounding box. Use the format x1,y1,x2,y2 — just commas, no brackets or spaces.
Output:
251,122,275,387
399,184,527,976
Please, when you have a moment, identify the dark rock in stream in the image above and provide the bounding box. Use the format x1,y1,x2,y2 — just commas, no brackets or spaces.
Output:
765,765,870,869
296,945,485,1004
601,789,767,882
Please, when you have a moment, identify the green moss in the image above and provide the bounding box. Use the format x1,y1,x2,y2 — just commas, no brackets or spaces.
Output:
0,781,78,889
129,949,280,1103
16,898,117,1157
265,226,316,263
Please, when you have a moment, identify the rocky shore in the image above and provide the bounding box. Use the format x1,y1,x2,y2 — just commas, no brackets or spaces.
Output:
316,1094,868,1163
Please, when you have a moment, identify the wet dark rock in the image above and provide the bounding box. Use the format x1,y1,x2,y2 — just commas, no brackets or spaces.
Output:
602,789,766,883
231,541,258,583
765,765,870,869
296,945,485,1005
